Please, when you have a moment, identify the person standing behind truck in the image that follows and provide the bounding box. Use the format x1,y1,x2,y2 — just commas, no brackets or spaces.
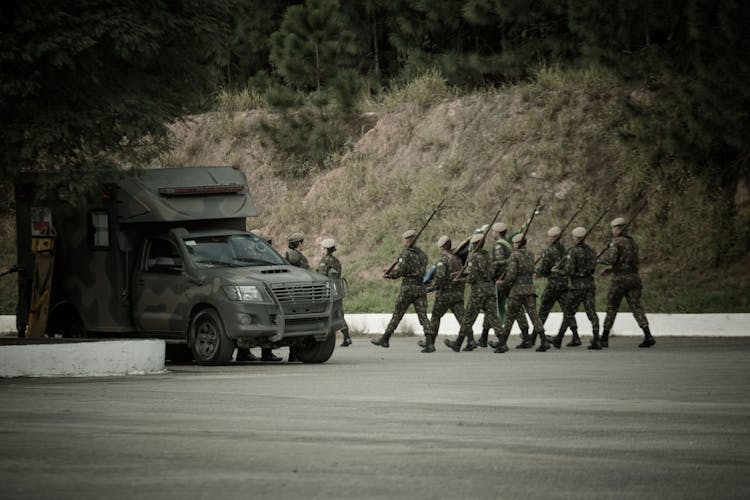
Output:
284,232,309,269
317,238,352,347
236,229,282,363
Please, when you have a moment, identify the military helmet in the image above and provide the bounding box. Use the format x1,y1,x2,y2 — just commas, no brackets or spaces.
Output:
437,235,451,249
492,222,507,233
470,233,484,244
512,233,525,243
321,238,336,249
288,232,304,243
572,226,587,238
402,229,417,239
547,226,561,237
610,217,626,227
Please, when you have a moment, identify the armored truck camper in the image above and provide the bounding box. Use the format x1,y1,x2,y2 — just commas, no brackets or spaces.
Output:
14,166,346,364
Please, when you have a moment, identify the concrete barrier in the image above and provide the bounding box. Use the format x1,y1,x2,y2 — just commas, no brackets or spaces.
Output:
0,339,166,378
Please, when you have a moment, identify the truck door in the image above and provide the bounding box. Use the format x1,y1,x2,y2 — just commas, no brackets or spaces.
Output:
131,237,189,335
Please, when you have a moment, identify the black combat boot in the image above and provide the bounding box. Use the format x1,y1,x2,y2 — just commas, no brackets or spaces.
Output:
417,337,428,348
587,329,602,350
493,333,509,353
340,329,352,347
371,332,391,348
236,348,258,362
516,329,533,349
566,330,582,347
261,348,282,361
444,335,464,352
421,335,436,353
478,328,489,348
638,327,655,348
601,329,610,348
463,338,478,351
535,331,550,352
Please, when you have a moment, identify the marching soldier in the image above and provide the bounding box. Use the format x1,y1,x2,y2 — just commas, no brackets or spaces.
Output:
599,217,655,348
537,226,580,346
419,235,466,353
317,238,352,347
479,222,531,347
284,232,309,269
496,233,550,352
372,230,434,348
554,227,601,349
443,233,499,352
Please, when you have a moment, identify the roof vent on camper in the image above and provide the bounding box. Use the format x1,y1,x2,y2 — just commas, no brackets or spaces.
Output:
158,184,244,196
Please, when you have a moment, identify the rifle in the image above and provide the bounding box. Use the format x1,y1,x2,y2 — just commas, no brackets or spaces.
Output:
384,197,445,277
534,198,589,265
552,199,615,271
596,185,661,259
452,198,508,282
496,196,543,282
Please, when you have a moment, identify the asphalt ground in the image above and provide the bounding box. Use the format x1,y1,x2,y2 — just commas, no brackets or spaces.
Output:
1,335,749,500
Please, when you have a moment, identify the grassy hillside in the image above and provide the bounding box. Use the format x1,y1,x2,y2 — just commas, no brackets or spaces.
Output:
2,67,748,315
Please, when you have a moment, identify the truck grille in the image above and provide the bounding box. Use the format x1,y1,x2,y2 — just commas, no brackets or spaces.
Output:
270,282,330,304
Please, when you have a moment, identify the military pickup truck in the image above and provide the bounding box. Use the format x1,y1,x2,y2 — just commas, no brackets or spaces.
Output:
14,166,346,364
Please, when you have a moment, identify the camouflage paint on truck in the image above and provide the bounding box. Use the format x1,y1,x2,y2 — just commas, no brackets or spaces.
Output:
15,167,346,364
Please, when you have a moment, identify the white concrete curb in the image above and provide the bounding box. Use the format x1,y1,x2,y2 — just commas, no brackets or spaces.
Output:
0,339,166,378
2,314,750,337
344,312,750,337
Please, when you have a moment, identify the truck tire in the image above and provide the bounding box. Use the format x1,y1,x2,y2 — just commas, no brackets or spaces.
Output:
190,308,234,365
294,330,336,364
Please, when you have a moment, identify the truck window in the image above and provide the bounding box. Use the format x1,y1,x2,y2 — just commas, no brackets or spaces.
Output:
88,210,110,249
184,234,285,268
146,239,182,273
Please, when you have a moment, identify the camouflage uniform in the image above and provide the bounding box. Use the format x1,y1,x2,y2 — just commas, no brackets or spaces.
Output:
285,247,309,269
480,235,529,346
536,240,579,345
499,247,549,352
372,246,433,347
599,233,653,347
445,247,500,352
317,252,351,346
558,241,601,349
427,251,466,351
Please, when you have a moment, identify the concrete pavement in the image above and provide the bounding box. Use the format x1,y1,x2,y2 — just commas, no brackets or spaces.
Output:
1,336,749,499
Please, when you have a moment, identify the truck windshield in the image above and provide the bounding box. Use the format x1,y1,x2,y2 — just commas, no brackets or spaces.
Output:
184,234,286,268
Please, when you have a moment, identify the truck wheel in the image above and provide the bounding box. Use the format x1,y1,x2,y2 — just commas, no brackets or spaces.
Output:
190,308,234,365
294,330,336,364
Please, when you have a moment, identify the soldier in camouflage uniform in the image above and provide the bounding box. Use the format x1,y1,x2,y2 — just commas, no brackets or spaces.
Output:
317,238,351,347
419,235,466,353
554,227,601,349
443,233,499,352
599,217,655,348
480,222,531,347
496,233,550,352
537,226,580,347
372,230,434,348
284,232,309,269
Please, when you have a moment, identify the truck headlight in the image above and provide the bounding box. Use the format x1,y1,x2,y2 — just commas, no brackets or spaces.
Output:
223,285,264,302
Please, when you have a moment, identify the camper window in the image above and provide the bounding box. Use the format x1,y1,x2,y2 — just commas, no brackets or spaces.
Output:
89,210,110,249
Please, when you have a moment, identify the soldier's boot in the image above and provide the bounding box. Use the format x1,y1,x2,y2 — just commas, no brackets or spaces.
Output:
550,325,566,349
371,332,392,348
261,348,283,362
493,333,510,353
601,329,610,348
417,337,427,348
477,328,489,348
443,335,465,353
236,348,258,362
340,329,352,347
516,328,533,349
463,332,478,351
587,328,602,350
421,335,436,353
535,331,550,352
638,327,655,348
566,329,582,347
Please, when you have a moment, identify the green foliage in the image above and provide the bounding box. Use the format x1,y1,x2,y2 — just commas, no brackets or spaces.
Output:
0,0,231,186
